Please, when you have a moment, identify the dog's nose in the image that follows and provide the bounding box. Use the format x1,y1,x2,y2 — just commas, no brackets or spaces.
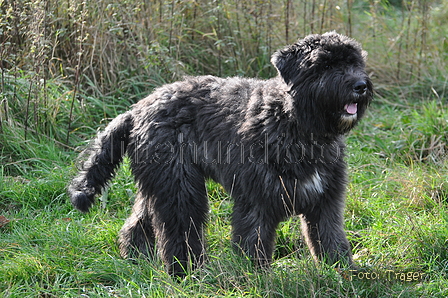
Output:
353,80,367,95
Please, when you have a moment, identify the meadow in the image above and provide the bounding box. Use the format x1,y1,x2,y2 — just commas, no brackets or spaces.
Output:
1,0,447,296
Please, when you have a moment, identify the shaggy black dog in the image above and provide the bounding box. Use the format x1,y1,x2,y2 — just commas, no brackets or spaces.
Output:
69,32,373,276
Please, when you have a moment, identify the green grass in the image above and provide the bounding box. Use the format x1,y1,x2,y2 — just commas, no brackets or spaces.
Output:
1,100,447,297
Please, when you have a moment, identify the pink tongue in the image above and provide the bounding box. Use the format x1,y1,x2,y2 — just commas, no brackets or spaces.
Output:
345,103,358,115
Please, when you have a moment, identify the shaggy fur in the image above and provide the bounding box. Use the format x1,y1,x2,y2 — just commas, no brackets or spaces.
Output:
69,32,373,276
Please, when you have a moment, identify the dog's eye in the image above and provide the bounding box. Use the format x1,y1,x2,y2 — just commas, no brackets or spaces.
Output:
324,64,332,69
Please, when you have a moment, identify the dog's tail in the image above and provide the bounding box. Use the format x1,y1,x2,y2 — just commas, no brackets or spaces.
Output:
68,112,133,212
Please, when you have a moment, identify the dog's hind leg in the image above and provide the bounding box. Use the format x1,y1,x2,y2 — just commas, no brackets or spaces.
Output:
148,164,209,277
118,192,156,260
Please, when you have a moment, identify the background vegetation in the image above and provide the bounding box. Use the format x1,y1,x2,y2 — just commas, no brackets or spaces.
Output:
1,0,447,296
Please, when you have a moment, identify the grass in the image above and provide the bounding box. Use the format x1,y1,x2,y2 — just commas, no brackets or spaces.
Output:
1,99,447,297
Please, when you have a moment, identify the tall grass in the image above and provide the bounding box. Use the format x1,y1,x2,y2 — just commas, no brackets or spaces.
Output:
1,0,447,158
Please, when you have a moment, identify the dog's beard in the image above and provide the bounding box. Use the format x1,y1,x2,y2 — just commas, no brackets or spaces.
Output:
338,112,358,133
336,90,370,133
335,100,361,133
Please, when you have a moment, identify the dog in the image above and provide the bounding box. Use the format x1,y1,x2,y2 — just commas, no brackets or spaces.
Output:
68,32,373,276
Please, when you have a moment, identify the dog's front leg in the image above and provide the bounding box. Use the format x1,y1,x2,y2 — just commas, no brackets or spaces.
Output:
300,195,353,267
231,202,283,267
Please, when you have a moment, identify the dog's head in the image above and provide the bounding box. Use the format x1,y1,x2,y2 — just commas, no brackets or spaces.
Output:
271,32,373,135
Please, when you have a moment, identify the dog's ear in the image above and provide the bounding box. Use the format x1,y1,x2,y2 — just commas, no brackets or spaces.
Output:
271,44,305,86
361,50,368,62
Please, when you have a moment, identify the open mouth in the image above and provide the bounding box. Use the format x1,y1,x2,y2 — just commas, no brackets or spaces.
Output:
344,103,358,115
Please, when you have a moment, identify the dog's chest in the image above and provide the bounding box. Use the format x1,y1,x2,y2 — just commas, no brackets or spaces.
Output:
302,170,325,195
